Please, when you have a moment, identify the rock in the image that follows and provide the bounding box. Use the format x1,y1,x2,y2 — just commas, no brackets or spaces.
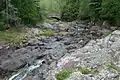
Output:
66,72,94,80
32,75,41,80
24,75,40,80
58,23,69,31
27,28,44,38
27,39,45,46
90,26,100,31
44,42,67,60
0,59,26,71
42,23,55,30
47,13,61,21
66,45,77,50
56,30,120,80
0,47,40,72
1,21,119,80
0,46,3,50
102,21,113,29
64,42,71,45
24,76,33,80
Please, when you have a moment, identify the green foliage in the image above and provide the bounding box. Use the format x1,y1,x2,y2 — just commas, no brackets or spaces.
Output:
40,0,62,14
78,67,99,74
0,15,5,31
61,0,102,21
100,0,120,25
61,0,81,21
77,0,90,20
10,0,43,24
78,67,93,74
0,27,27,44
43,29,53,36
106,62,120,72
55,69,73,80
0,0,6,11
0,0,44,31
61,0,120,26
61,0,90,21
89,0,102,21
36,29,54,36
0,0,18,30
55,67,99,80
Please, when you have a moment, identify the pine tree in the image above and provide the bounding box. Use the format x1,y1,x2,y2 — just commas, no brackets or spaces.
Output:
89,0,102,21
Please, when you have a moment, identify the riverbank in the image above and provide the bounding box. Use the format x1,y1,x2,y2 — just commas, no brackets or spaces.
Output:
0,21,119,80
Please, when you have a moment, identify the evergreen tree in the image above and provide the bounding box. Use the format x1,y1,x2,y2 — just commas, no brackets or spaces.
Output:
89,0,102,21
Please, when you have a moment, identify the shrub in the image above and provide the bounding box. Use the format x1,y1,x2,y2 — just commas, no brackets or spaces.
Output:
100,0,120,25
10,0,43,25
77,0,90,20
55,67,99,80
61,0,81,21
60,0,120,26
55,69,73,80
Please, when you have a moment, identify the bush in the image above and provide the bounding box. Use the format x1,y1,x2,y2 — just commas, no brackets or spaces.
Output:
78,0,90,20
0,0,20,30
61,0,81,21
10,0,43,25
100,0,120,25
0,13,5,31
0,0,44,30
55,69,73,80
89,0,102,21
60,0,120,26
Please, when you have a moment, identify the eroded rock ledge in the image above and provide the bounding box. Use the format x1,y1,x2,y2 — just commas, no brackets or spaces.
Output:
56,30,120,80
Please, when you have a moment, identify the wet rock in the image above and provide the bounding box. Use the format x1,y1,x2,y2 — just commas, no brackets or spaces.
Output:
0,47,40,72
0,59,26,71
64,42,71,45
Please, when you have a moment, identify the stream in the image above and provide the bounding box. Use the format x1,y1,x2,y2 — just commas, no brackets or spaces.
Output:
7,36,72,80
0,21,105,80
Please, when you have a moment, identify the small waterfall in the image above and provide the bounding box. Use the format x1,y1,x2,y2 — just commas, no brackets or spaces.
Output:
9,60,44,80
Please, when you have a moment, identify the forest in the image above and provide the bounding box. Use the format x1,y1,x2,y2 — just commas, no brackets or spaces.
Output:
0,0,120,30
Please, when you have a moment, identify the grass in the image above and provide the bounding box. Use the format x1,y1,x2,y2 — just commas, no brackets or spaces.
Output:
106,62,120,72
55,69,73,80
43,29,54,36
0,28,27,45
55,67,99,80
78,67,98,74
35,29,54,36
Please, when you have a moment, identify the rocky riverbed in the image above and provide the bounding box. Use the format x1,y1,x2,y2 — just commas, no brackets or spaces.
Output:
0,21,120,80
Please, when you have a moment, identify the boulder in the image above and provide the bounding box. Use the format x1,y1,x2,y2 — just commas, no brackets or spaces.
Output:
42,23,56,30
0,59,26,71
56,30,120,80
